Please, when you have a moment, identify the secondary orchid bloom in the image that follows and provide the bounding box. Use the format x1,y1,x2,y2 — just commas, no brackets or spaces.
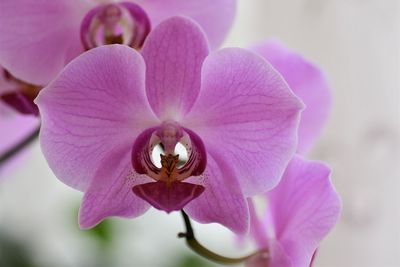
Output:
0,66,39,176
35,17,303,233
245,41,336,266
252,40,332,155
245,156,341,267
0,0,236,87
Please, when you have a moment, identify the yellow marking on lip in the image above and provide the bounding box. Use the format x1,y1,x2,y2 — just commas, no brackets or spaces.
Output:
160,154,180,186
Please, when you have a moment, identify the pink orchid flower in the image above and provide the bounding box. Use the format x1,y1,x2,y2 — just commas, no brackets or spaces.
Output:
0,66,39,176
245,41,339,266
245,156,341,267
0,0,237,86
35,17,303,234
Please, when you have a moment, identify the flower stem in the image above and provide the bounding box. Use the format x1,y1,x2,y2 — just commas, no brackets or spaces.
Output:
178,210,256,265
0,125,40,166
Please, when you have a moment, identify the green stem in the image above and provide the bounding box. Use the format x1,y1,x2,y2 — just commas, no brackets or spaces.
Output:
0,125,40,166
178,210,256,265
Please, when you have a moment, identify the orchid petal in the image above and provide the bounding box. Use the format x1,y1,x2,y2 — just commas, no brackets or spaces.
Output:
136,0,236,49
252,40,332,154
36,45,158,191
266,155,341,267
142,16,209,120
0,0,92,85
79,146,151,229
185,152,249,234
184,48,304,196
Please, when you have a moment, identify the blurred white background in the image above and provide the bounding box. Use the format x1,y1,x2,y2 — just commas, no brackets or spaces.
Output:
1,0,399,266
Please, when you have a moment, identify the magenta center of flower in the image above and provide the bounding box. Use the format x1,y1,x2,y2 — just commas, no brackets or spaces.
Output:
133,121,206,184
80,2,151,50
131,121,207,212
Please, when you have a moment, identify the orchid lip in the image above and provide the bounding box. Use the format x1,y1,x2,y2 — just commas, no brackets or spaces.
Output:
132,181,205,213
80,2,151,50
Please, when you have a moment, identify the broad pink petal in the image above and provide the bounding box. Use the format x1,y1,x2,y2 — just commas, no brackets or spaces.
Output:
79,146,151,229
184,152,249,234
183,48,304,196
252,40,332,154
135,0,236,49
0,0,91,85
141,16,209,120
36,45,158,191
266,155,341,267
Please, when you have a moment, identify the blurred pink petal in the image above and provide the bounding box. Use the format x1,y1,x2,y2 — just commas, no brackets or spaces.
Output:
0,66,39,177
0,0,90,85
246,241,291,267
0,0,236,85
136,0,236,49
248,156,341,267
183,48,304,196
0,112,39,177
252,40,332,155
1,92,39,116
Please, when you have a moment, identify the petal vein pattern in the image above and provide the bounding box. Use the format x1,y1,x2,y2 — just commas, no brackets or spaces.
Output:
183,48,304,196
36,45,158,191
185,151,249,234
79,145,151,229
142,16,209,120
